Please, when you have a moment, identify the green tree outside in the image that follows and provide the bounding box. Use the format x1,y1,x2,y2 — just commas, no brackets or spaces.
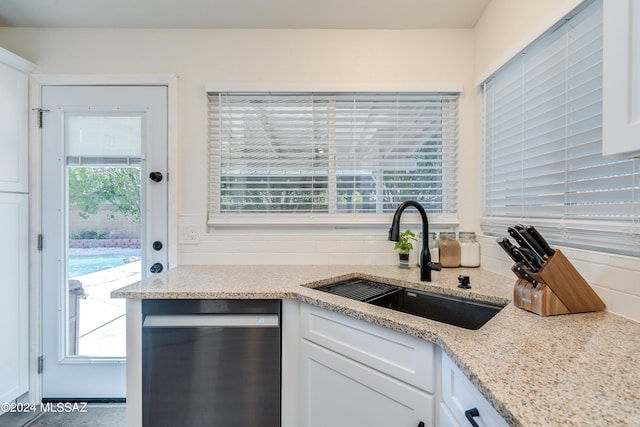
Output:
68,167,141,223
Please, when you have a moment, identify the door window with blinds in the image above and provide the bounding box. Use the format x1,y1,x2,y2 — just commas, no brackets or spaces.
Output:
482,0,640,256
208,92,459,225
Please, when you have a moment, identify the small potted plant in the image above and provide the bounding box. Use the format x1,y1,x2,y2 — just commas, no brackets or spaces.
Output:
394,229,417,268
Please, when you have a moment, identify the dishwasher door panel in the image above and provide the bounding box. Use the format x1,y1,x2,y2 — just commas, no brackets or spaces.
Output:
142,307,281,427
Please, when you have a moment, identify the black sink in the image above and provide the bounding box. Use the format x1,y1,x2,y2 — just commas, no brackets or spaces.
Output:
314,278,504,330
368,287,503,330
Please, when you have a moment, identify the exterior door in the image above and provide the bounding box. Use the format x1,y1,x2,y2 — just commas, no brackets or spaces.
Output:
41,86,167,398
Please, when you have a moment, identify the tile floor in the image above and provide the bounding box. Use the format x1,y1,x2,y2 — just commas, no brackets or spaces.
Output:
0,262,136,427
0,404,125,427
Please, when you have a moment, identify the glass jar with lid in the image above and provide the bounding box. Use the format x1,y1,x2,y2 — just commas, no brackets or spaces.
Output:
439,232,460,268
459,231,480,267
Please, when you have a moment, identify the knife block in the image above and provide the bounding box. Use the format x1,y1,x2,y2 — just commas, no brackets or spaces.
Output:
512,250,605,316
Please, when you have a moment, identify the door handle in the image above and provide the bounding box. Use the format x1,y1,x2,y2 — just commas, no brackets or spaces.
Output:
143,314,279,328
149,171,163,182
465,408,480,427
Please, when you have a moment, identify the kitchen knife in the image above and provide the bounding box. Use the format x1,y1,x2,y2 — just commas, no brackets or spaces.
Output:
507,225,531,250
514,224,548,260
517,247,543,271
511,262,539,287
525,225,556,257
497,237,541,271
512,247,538,272
496,237,520,262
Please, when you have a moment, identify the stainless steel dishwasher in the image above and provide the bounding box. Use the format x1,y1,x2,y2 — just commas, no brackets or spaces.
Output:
142,299,281,427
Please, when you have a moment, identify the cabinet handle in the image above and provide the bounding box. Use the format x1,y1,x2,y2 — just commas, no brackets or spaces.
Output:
417,422,425,427
465,408,480,427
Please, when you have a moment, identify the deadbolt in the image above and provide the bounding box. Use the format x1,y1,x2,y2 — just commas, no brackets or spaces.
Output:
150,263,163,274
149,171,163,182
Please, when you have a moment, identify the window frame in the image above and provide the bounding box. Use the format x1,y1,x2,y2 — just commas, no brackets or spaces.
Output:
207,86,462,227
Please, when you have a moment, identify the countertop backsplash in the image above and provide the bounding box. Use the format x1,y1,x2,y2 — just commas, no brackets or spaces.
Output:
178,221,640,323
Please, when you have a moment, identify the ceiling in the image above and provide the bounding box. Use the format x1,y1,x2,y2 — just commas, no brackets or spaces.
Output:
0,0,491,29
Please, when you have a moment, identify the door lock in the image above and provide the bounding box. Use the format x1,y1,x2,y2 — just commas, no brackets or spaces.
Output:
149,171,163,182
152,241,163,251
150,263,163,274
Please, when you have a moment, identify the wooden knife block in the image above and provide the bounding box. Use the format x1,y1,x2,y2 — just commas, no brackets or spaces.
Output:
512,250,605,316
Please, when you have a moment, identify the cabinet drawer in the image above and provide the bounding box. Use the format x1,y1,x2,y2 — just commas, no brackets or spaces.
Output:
301,303,435,392
441,352,509,427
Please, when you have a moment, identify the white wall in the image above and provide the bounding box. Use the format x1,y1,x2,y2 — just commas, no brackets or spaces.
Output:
0,27,477,265
473,0,583,81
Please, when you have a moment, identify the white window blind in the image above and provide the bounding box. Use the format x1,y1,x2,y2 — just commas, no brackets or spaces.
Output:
482,0,640,256
208,92,459,225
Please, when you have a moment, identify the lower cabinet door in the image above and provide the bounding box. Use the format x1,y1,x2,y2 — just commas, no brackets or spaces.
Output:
0,193,28,404
300,340,434,427
441,352,509,427
439,402,462,427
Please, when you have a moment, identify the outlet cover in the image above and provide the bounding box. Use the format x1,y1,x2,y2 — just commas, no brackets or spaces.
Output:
179,225,199,244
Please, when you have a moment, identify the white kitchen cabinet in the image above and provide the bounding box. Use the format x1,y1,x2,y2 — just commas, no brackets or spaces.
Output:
0,47,33,193
602,0,640,158
300,304,435,427
0,193,29,405
300,340,433,427
0,47,32,408
439,350,509,427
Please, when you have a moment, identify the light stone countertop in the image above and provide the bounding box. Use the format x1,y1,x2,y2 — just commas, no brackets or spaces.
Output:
112,265,640,427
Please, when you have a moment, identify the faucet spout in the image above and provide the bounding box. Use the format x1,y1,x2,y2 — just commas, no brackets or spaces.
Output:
388,201,441,281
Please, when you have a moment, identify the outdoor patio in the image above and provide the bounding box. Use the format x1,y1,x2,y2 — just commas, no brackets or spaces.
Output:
71,260,140,358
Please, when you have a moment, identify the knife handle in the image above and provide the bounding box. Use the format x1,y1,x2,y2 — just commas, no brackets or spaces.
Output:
512,247,537,271
508,226,533,252
518,247,543,271
508,227,541,265
514,224,548,260
525,225,556,257
496,237,520,262
511,263,539,287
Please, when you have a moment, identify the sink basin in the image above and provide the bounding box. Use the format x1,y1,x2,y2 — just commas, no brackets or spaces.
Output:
368,287,504,330
314,278,505,330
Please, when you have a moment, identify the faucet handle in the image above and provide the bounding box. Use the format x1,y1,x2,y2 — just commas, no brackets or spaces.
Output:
427,261,441,271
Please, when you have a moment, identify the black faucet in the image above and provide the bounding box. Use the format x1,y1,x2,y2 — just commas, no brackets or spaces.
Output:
388,200,441,281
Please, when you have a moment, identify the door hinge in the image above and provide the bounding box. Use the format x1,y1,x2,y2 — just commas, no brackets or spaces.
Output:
37,234,43,251
38,356,44,373
32,108,50,128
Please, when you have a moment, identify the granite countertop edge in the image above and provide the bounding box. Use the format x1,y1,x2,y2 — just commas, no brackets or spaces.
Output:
111,264,640,427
